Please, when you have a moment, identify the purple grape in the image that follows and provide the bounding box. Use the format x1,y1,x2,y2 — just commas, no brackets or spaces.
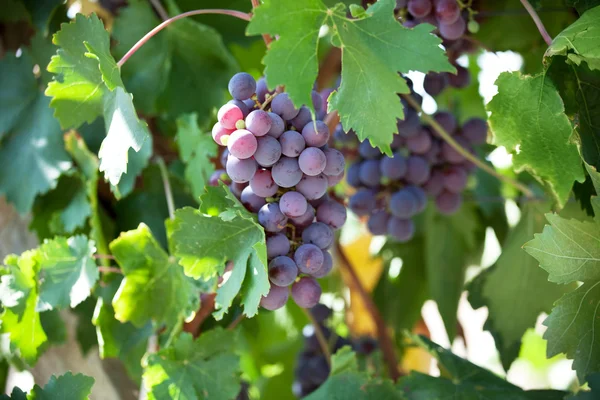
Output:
403,19,419,28
246,110,272,137
441,138,469,164
435,0,460,25
291,277,322,308
296,174,328,200
267,112,285,138
272,157,303,188
405,156,431,185
396,0,408,9
443,166,468,193
358,141,382,159
447,65,471,89
406,128,433,154
433,111,458,135
212,122,234,146
439,15,466,40
406,185,427,213
254,136,282,167
229,182,247,198
299,148,327,176
272,93,300,120
227,129,257,159
326,171,345,187
250,169,279,197
302,121,330,147
267,233,290,259
280,191,308,218
311,251,333,278
397,110,421,138
258,203,288,232
228,72,256,100
380,153,407,180
209,169,229,186
408,0,432,17
423,72,448,96
269,256,298,287
418,13,438,26
226,156,257,183
359,160,381,187
228,99,250,118
243,98,257,110
461,118,488,145
302,222,334,250
309,193,330,208
261,284,289,310
436,191,462,214
391,133,405,149
256,77,269,103
294,244,324,275
387,217,415,242
220,148,229,168
241,186,266,212
390,189,418,218
348,189,376,216
218,103,244,129
280,130,306,157
289,204,315,228
424,170,445,196
367,211,390,235
424,137,441,164
312,90,323,113
346,163,361,188
322,148,345,176
291,106,312,130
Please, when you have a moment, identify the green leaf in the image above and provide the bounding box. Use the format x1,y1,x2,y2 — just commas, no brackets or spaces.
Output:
112,137,153,199
37,235,98,311
39,309,67,345
175,114,218,200
110,224,197,328
568,372,600,398
168,185,269,319
0,386,27,400
546,5,600,71
487,71,584,207
468,205,573,370
543,281,600,382
143,330,241,400
29,372,95,400
523,213,600,284
0,252,38,318
305,347,401,400
0,52,37,140
72,297,98,355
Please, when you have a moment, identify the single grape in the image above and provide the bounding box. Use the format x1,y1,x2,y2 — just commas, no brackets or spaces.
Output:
310,304,332,324
397,110,421,138
299,147,327,176
312,90,323,113
280,130,306,157
423,72,448,96
322,148,345,176
346,162,362,188
436,191,462,214
266,233,291,259
461,118,488,145
245,110,272,137
226,156,257,183
228,99,250,118
291,106,312,131
254,136,282,167
367,210,390,235
380,153,407,180
218,103,244,129
418,13,438,26
441,137,469,163
260,284,289,310
280,191,308,218
209,169,229,186
423,170,445,196
212,122,234,146
326,171,345,187
310,193,330,208
348,189,377,216
250,169,279,197
267,112,285,138
258,203,288,233
443,165,468,193
359,160,381,187
405,156,431,185
435,0,460,25
403,19,419,28
439,15,466,40
243,98,257,110
296,174,328,200
240,186,266,212
390,189,418,218
294,244,324,275
311,250,333,278
406,128,433,154
387,217,415,242
301,121,330,147
272,157,303,188
289,204,316,228
391,133,405,149
256,77,269,103
220,148,229,168
396,0,408,9
269,256,298,287
292,277,322,308
227,129,257,159
302,222,334,249
405,185,427,213
447,64,471,89
229,181,247,198
407,0,432,18
433,111,458,136
228,72,256,100
424,135,441,164
358,141,382,159
272,93,300,120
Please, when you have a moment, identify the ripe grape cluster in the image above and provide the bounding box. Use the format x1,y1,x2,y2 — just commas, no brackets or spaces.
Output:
397,0,473,41
293,305,377,398
211,72,347,311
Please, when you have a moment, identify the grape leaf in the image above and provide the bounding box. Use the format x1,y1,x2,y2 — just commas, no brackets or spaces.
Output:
30,372,95,400
39,309,67,345
487,71,585,207
523,213,600,284
585,162,600,219
110,223,198,328
468,205,573,370
568,373,600,398
168,185,268,319
305,347,401,400
143,330,241,400
248,0,453,153
175,114,218,200
112,137,153,199
0,52,37,140
0,386,27,400
546,5,600,71
36,235,98,311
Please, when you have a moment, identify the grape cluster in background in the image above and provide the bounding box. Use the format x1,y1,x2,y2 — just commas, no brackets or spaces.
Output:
210,72,348,311
397,0,476,41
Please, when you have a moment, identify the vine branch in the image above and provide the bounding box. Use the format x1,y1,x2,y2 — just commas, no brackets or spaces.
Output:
149,0,169,21
335,242,402,381
401,94,536,199
156,157,175,220
519,0,553,46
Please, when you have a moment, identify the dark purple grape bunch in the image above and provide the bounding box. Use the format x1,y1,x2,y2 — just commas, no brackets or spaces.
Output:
211,72,348,311
398,0,473,41
346,97,488,242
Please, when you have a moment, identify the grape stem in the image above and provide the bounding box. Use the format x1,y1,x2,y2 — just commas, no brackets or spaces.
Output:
93,254,115,260
156,157,176,220
97,266,122,274
401,94,536,199
227,313,246,330
116,9,251,67
149,0,169,21
519,0,553,46
301,307,332,367
334,242,402,381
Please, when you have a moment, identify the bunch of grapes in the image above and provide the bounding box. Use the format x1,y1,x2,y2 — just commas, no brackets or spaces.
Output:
397,0,473,41
211,72,347,311
292,305,377,398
